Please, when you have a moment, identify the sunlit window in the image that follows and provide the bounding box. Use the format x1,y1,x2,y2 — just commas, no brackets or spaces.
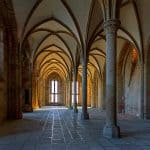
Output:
50,80,58,103
72,81,79,104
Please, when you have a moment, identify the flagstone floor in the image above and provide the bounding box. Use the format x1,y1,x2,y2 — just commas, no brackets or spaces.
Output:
0,106,150,150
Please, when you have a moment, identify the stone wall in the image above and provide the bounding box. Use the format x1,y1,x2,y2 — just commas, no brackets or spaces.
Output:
0,34,7,122
124,51,141,116
0,0,22,121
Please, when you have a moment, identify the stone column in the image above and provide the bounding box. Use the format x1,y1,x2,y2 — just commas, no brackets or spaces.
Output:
32,70,39,109
7,29,22,119
35,76,39,109
23,63,33,112
32,71,36,108
42,79,46,106
81,58,89,119
73,68,78,113
103,20,120,138
29,64,33,111
68,79,73,109
91,80,96,108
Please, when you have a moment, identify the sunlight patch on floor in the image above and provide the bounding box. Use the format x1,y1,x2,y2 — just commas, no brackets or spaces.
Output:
37,106,68,111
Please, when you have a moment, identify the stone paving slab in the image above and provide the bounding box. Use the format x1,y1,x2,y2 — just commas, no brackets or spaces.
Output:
0,106,150,150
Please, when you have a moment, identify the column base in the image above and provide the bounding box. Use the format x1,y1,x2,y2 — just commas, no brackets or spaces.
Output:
81,112,89,120
103,124,120,139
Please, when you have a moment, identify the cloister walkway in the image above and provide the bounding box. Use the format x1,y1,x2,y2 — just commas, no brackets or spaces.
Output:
0,106,150,150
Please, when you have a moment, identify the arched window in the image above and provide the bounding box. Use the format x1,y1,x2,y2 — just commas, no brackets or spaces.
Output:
72,81,79,104
50,80,58,103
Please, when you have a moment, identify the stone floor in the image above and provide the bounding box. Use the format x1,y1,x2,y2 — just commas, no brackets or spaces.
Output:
0,106,150,150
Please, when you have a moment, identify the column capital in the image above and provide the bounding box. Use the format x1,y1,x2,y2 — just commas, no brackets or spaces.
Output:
103,19,121,34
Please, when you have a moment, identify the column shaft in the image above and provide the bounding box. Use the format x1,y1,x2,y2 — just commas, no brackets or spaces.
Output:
73,68,78,113
91,80,96,108
81,58,89,119
69,80,73,109
103,20,120,138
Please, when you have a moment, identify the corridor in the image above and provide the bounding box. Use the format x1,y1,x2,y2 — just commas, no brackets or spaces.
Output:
0,107,150,150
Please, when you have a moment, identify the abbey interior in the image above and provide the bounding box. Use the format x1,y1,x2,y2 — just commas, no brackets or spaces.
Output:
0,0,150,150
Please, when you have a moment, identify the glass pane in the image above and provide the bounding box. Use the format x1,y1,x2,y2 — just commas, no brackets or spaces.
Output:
51,80,55,93
55,80,58,93
72,82,74,94
49,94,51,103
76,81,78,104
55,94,58,103
72,95,74,104
51,94,54,102
77,94,78,103
76,82,78,93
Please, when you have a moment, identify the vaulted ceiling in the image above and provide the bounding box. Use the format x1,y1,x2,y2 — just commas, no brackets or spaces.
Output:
12,0,141,80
